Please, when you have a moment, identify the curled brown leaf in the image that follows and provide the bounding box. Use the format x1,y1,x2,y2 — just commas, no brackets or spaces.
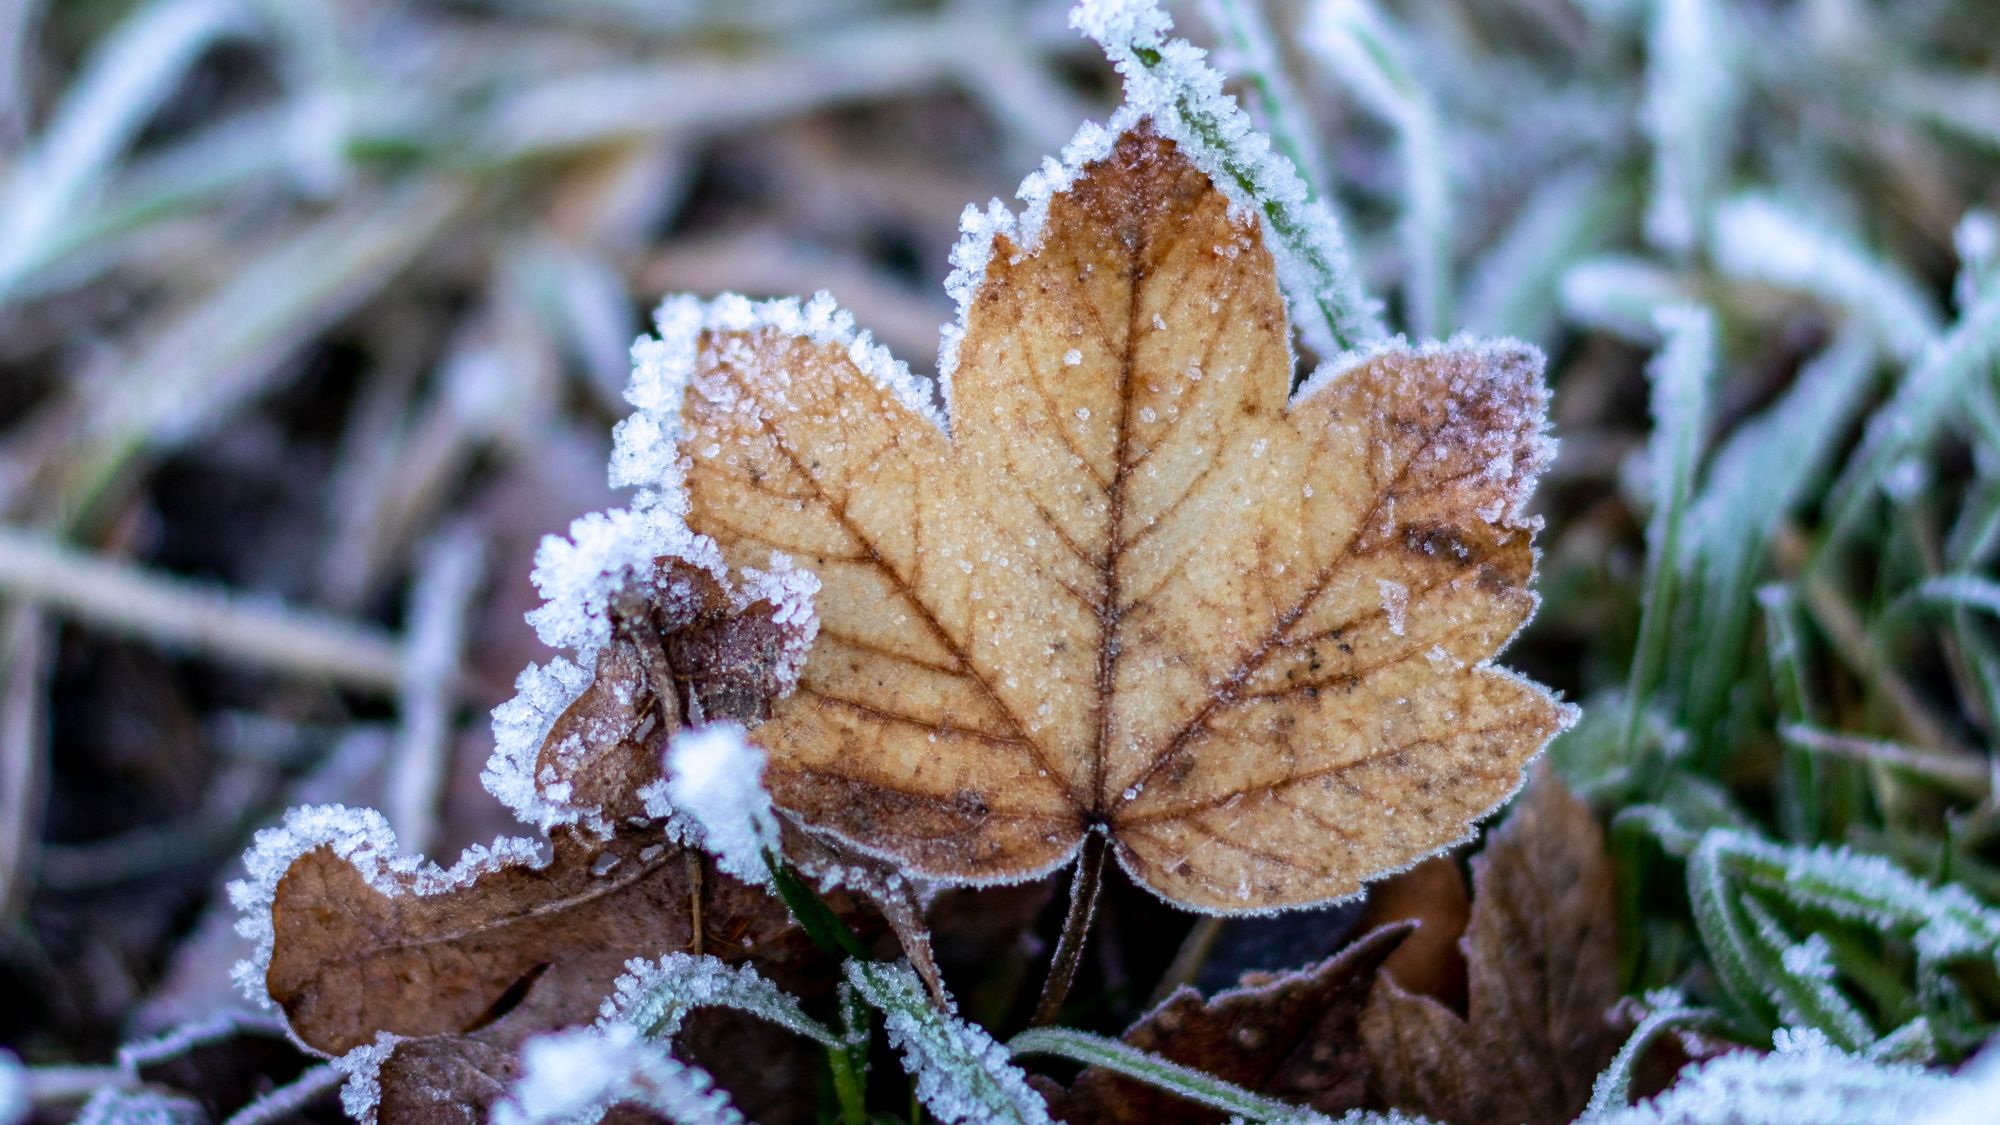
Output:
1361,773,1623,1125
1043,923,1412,1125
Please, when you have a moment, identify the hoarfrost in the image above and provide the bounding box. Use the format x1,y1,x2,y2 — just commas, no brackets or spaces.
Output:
1711,194,1940,363
480,501,816,835
1831,278,2000,528
640,290,941,440
1558,256,1695,344
599,952,837,1047
524,506,720,659
847,960,1053,1125
941,111,1131,400
1377,578,1409,637
73,1089,206,1125
1598,1026,1949,1124
494,1023,742,1125
227,804,545,1009
665,723,781,886
1696,827,2000,969
332,1033,399,1125
1920,1040,2000,1125
738,556,821,698
1642,0,1740,256
483,656,596,833
1061,0,1381,364
1293,334,1553,528
115,1011,287,1073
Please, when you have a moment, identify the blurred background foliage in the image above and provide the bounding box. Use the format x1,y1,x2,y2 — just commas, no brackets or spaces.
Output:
3,0,2000,1115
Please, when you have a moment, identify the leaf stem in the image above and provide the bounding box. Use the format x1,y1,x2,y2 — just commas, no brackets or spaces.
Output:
768,853,869,959
1033,830,1107,1026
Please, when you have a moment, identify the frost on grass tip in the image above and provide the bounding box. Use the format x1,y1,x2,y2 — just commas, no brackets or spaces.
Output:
1599,1027,1950,1125
1063,0,1382,361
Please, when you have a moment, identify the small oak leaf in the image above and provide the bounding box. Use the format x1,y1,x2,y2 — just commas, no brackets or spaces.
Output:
652,120,1571,911
265,829,802,1056
1361,772,1622,1125
1042,922,1411,1124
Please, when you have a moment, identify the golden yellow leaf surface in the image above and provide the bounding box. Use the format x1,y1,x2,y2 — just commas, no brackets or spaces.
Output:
645,122,1572,912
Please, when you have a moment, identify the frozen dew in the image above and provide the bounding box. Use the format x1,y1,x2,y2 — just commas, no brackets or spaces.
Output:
847,960,1053,1125
599,952,837,1047
1377,578,1409,637
665,723,781,886
494,1023,743,1125
483,656,596,833
331,1033,399,1125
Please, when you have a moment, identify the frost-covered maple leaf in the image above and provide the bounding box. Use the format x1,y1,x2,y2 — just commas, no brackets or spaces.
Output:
627,118,1572,913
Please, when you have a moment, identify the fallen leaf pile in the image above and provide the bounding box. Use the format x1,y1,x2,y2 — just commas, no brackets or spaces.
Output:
234,554,856,1122
654,121,1572,912
232,110,1581,1124
1362,773,1625,1125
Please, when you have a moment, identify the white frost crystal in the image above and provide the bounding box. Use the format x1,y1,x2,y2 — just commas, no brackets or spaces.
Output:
665,722,782,886
847,960,1053,1125
495,1023,743,1125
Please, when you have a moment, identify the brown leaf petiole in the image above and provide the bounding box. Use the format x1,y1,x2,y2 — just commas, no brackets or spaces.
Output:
1033,830,1108,1026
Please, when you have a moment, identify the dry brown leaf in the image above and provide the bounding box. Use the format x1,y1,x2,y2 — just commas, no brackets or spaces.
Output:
1042,922,1411,1124
1357,854,1471,1007
232,544,850,1122
371,1008,819,1125
265,829,803,1055
1361,772,1622,1125
653,121,1571,911
529,559,806,823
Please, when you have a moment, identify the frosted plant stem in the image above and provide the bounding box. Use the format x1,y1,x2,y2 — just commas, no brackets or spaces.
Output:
1033,830,1107,1026
1008,1026,1306,1120
1776,527,1961,754
1779,725,1989,799
21,1064,129,1104
0,607,48,926
1620,306,1711,762
0,0,245,284
1204,0,1332,199
220,1064,341,1125
1076,2,1383,356
1148,915,1226,1007
0,523,405,693
387,523,487,856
